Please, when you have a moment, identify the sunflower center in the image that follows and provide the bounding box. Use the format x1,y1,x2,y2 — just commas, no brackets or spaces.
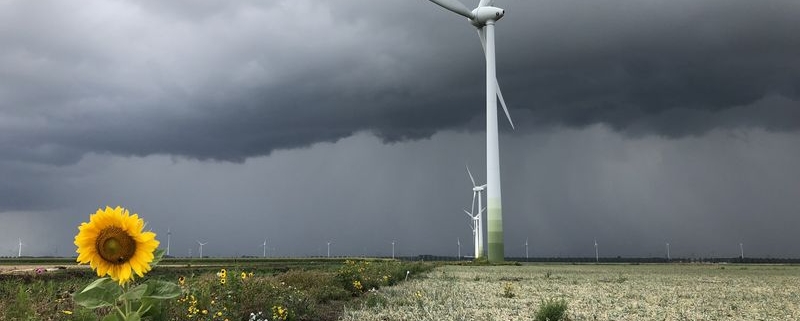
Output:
95,226,137,264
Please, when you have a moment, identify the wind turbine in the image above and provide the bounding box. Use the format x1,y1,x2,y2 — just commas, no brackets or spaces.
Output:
17,238,23,258
457,237,462,258
524,237,529,260
463,208,480,258
391,240,396,259
594,239,599,263
739,242,744,259
261,239,268,258
197,240,207,259
666,242,670,261
466,165,486,259
166,228,171,256
327,241,331,258
428,0,515,263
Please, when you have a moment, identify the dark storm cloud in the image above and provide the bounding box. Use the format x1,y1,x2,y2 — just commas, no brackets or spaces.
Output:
1,0,798,166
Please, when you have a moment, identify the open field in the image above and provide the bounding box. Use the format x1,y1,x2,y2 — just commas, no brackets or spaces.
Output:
0,258,433,321
341,263,800,321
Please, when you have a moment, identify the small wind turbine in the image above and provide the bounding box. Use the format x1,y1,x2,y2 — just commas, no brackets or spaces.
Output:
666,242,670,261
466,165,486,258
594,239,599,263
524,237,529,260
197,240,207,259
428,0,516,263
457,237,462,258
463,208,480,258
261,239,268,258
17,238,23,258
391,240,396,259
166,228,171,256
739,243,744,259
327,241,331,258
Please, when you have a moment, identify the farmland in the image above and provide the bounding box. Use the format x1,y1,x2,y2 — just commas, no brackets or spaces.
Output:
341,263,800,321
3,259,800,320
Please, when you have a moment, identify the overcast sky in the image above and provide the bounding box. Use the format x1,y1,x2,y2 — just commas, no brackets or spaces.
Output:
1,0,798,259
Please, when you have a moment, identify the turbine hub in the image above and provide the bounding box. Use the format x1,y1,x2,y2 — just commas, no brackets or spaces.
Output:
471,6,504,26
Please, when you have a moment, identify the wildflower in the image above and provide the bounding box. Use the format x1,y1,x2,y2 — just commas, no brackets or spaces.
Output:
241,271,247,279
35,267,46,275
353,280,363,291
62,310,73,315
202,309,208,315
248,272,254,277
220,277,227,285
272,305,288,321
74,206,159,285
178,276,185,286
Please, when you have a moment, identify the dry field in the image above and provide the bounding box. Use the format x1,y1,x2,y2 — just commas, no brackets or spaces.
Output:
341,263,800,321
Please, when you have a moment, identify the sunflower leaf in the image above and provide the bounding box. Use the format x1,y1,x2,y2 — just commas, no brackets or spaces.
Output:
149,249,165,267
118,283,147,301
142,280,181,300
74,278,121,309
81,277,113,293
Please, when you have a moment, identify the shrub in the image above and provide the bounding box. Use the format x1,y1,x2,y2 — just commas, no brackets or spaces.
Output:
534,298,569,321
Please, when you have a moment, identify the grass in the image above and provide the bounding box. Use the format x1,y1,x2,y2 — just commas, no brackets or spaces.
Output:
0,258,434,321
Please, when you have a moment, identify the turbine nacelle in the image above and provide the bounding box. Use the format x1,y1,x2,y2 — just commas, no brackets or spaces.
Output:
470,6,504,27
472,184,486,192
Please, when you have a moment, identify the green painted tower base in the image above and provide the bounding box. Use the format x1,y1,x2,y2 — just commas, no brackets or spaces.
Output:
487,204,504,263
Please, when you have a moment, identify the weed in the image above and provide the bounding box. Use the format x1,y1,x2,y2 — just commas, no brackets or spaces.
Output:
534,298,569,321
501,282,516,298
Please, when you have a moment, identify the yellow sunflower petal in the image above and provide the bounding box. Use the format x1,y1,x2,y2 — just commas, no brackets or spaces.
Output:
74,206,159,284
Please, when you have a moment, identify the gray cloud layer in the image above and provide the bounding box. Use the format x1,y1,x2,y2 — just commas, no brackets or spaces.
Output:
1,0,798,166
1,1,799,258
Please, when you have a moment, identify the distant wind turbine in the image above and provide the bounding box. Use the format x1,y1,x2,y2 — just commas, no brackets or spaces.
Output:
457,237,462,258
166,228,171,256
466,165,486,258
327,241,332,258
524,237,529,260
197,240,207,259
391,240,396,259
261,239,268,258
594,239,599,263
17,238,23,258
428,0,516,263
740,243,744,259
666,242,670,261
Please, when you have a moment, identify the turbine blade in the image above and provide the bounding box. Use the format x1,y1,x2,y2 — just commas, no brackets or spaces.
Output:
428,0,475,19
477,28,486,52
478,0,494,7
496,78,515,130
471,191,476,216
466,164,477,186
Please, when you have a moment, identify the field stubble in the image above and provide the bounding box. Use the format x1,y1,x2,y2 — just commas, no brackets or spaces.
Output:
340,263,800,321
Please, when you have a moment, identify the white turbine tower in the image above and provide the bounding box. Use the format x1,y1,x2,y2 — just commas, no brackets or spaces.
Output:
17,238,23,258
428,0,515,263
463,208,479,258
466,165,486,259
594,239,599,263
525,237,529,260
327,241,331,258
391,240,396,259
740,243,744,259
166,228,171,257
197,241,207,259
457,237,462,258
666,242,670,261
261,239,268,258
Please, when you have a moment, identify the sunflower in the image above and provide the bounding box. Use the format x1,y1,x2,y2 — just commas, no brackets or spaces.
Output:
74,206,159,285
